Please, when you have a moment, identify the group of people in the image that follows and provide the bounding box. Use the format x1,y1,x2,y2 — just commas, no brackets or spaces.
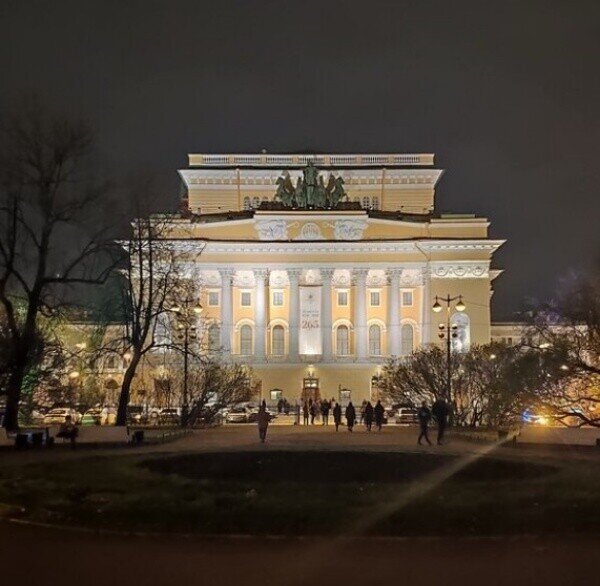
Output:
257,396,451,445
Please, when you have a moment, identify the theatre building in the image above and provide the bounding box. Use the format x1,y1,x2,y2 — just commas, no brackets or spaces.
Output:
162,153,504,405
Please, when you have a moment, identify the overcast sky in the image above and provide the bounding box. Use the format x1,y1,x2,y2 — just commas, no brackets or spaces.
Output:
2,0,599,319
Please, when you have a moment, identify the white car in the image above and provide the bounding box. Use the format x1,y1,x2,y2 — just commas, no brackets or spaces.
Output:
43,408,81,425
225,406,257,424
395,407,418,425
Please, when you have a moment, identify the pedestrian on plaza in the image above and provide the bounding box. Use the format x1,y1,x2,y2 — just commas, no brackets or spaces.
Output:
321,400,330,425
310,400,318,425
374,400,385,431
283,399,290,415
364,401,374,432
302,400,309,426
345,401,356,432
257,402,270,443
333,402,342,431
417,400,432,446
431,397,450,445
359,400,367,425
277,398,284,414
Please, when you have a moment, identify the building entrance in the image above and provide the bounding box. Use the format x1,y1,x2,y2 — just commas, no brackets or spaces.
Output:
302,377,320,402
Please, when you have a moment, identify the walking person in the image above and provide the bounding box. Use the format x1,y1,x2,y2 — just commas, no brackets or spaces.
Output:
359,400,367,425
321,400,330,426
431,397,450,445
257,401,270,443
417,400,432,446
345,401,356,432
364,401,374,432
374,400,385,432
333,402,342,431
302,400,309,426
310,400,318,425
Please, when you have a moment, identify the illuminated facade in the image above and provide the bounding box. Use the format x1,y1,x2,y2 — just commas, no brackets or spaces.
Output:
162,153,504,404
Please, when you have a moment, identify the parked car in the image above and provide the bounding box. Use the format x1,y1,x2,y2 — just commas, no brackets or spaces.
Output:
159,408,180,425
43,408,81,425
127,405,147,425
395,407,418,425
81,407,117,426
225,406,258,424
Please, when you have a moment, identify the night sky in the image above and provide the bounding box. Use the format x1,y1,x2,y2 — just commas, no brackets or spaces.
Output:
2,0,599,319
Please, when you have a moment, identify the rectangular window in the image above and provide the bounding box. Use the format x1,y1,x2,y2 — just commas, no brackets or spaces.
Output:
240,291,252,307
208,291,220,306
270,390,283,401
337,290,348,306
370,291,381,306
272,290,284,306
401,290,413,307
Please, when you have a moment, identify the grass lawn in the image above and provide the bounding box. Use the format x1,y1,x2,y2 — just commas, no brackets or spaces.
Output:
1,450,599,536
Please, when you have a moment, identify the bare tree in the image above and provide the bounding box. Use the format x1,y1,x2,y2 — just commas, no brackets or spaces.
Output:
114,216,200,426
172,358,255,426
0,100,116,430
527,266,600,426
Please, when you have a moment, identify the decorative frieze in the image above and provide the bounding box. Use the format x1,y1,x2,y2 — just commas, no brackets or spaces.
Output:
429,263,489,279
255,219,288,240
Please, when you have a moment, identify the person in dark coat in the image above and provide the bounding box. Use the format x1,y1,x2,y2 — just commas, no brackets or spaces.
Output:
321,400,330,425
302,400,309,426
310,400,318,425
345,401,356,432
364,401,374,432
333,402,342,431
431,398,450,445
374,400,385,432
417,400,432,445
257,402,270,443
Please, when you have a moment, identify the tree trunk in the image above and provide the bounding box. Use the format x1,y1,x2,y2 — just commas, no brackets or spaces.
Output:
116,353,141,426
3,362,26,431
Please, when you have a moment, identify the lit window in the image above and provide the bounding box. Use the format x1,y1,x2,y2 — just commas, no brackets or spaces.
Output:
401,324,414,355
241,291,252,307
401,290,413,307
208,291,219,306
369,324,381,355
272,291,284,306
252,196,260,208
337,291,348,306
362,196,370,209
208,324,220,351
243,197,251,211
371,197,380,210
370,291,381,306
336,325,350,356
270,389,283,401
240,325,253,355
271,325,285,355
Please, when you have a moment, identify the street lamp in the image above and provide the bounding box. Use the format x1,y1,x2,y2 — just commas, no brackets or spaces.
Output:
432,294,466,405
169,295,203,426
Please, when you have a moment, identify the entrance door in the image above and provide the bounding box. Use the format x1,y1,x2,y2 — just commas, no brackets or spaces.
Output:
302,377,320,402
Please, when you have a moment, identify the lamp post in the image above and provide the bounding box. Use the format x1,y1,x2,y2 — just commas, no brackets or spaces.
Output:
432,294,466,405
169,295,203,426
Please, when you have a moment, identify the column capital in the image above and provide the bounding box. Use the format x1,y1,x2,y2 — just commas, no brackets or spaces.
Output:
351,267,369,286
218,268,235,280
253,268,270,281
287,268,302,281
320,268,335,280
386,267,403,280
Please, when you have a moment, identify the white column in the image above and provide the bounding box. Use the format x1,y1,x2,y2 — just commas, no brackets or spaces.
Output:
387,268,402,357
353,268,369,359
254,269,268,360
287,269,301,361
321,268,334,360
421,266,430,345
219,269,234,354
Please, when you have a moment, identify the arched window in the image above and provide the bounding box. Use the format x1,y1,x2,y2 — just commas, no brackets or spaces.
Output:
371,196,380,210
208,324,220,351
240,324,253,355
252,196,260,208
243,196,251,210
362,196,370,209
336,325,350,356
451,313,471,353
369,324,381,355
401,324,414,355
271,325,285,356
